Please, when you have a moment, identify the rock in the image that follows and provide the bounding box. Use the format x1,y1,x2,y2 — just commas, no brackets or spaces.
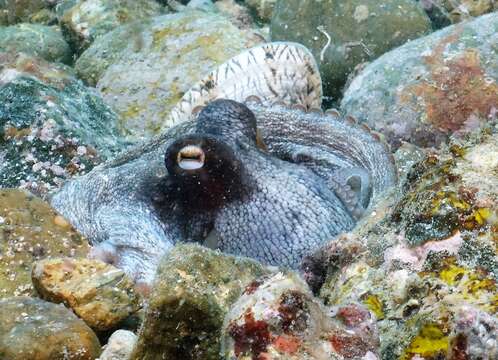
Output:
448,306,498,359
322,257,498,359
165,0,262,35
391,138,498,251
0,0,56,25
0,296,101,359
130,244,269,360
55,0,79,18
213,0,255,30
0,23,72,64
444,0,498,23
0,189,90,298
245,0,276,23
417,0,452,29
59,0,165,54
311,124,498,359
186,0,216,12
32,258,142,331
76,10,262,140
99,330,137,360
270,0,431,101
221,272,380,359
0,52,125,194
341,13,498,149
392,141,427,186
74,19,143,87
418,0,498,28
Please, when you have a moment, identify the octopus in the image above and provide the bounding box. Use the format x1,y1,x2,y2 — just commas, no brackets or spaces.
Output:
50,42,397,284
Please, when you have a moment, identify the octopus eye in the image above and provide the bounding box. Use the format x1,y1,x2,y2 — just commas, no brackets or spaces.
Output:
177,145,205,170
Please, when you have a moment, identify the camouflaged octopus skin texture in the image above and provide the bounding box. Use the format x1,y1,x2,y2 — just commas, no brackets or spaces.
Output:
50,43,397,283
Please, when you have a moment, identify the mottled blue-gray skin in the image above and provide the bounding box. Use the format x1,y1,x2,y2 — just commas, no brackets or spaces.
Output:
51,99,396,283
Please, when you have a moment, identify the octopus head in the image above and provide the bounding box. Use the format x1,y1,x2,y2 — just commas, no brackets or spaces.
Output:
194,99,259,144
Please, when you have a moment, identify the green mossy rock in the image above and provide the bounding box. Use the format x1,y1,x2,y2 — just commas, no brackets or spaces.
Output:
0,296,101,360
0,23,72,64
0,189,90,299
131,244,269,360
0,0,56,25
245,0,276,23
314,124,498,359
77,10,261,140
59,0,165,54
270,0,431,101
74,20,149,87
341,13,498,149
0,53,125,193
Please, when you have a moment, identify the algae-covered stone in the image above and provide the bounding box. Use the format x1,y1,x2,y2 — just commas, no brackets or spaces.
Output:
59,0,165,54
0,23,72,64
74,19,152,87
0,189,90,298
212,0,256,30
184,0,217,13
245,0,276,23
312,125,498,359
55,0,79,18
222,272,380,359
0,296,101,360
0,53,125,193
77,10,261,140
341,13,498,149
417,0,452,29
32,258,141,331
270,0,431,101
419,0,498,28
131,244,269,360
0,0,56,25
321,257,498,359
447,306,498,359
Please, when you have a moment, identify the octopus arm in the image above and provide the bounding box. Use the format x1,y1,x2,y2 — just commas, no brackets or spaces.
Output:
90,203,177,284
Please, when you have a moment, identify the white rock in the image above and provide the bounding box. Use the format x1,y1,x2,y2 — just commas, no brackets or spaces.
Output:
98,330,137,360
